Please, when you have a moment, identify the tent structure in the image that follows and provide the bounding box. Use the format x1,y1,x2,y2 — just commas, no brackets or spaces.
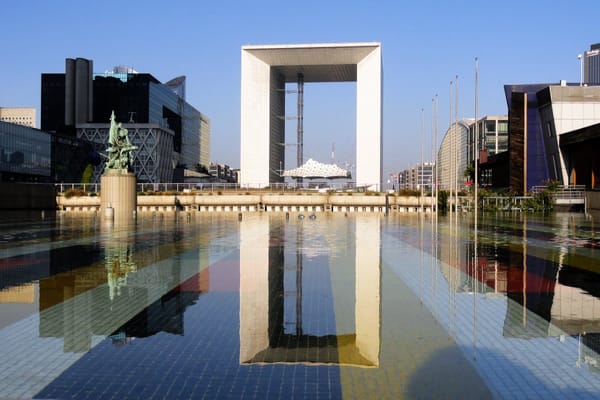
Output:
282,158,350,179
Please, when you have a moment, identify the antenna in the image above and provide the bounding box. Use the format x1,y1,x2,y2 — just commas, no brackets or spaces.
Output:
331,142,335,163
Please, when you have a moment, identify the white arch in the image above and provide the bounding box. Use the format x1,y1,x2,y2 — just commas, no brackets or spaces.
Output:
240,43,382,191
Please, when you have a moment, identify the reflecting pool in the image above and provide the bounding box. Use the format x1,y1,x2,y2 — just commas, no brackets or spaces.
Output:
1,211,600,399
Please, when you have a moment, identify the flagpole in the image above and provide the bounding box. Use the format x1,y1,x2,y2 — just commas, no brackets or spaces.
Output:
474,57,479,217
455,74,459,212
421,108,425,212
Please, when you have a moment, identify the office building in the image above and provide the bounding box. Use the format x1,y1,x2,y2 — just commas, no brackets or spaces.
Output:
479,83,600,192
397,163,435,191
0,108,36,128
0,121,51,182
41,58,210,183
437,119,473,191
584,43,600,85
468,115,508,160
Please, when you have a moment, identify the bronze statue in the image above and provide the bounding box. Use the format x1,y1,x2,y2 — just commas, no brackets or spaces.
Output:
106,111,137,171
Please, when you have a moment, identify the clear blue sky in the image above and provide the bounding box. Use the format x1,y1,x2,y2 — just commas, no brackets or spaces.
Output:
1,0,596,179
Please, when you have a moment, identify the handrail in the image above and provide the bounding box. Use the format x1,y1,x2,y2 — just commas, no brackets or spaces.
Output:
54,181,378,193
531,185,586,199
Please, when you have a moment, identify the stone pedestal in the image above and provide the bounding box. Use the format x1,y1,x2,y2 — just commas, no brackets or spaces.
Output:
100,171,137,223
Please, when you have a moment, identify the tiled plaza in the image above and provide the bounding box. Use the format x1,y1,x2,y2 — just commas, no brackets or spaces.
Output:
1,212,599,399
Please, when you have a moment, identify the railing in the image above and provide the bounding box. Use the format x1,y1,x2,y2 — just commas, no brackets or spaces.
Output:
482,196,535,211
54,181,370,194
531,185,586,199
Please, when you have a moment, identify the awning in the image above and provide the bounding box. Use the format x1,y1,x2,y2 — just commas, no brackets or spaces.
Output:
282,158,350,179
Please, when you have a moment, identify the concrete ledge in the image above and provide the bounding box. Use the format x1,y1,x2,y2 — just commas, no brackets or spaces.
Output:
57,193,437,213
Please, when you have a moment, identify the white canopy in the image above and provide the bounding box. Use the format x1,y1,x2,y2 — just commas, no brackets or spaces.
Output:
282,158,350,179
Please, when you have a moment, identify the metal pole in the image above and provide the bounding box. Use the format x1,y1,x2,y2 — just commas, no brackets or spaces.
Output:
421,108,424,211
435,94,439,213
578,54,583,86
431,98,437,212
297,73,304,185
455,74,459,212
475,57,479,216
450,80,453,213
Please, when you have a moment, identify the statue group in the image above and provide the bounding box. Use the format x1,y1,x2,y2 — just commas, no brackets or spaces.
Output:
106,111,137,172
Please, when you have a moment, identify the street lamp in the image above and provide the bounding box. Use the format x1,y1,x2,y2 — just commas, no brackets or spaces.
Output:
578,54,583,86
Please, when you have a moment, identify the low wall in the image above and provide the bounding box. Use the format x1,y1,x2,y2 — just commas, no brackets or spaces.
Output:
586,191,600,211
0,183,56,210
57,192,436,213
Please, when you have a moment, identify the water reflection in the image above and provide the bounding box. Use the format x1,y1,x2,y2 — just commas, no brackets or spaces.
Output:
105,239,137,301
434,212,600,376
239,214,381,367
3,211,600,398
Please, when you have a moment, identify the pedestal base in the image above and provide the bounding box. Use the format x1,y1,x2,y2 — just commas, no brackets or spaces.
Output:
101,172,137,223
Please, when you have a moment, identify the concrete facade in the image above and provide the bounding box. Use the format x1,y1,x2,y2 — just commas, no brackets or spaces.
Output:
538,85,600,185
0,107,36,128
240,43,382,190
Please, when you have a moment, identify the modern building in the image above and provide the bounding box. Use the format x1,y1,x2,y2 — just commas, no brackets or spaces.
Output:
0,107,36,128
537,84,600,188
41,58,210,183
397,163,435,191
584,43,600,85
437,119,473,191
240,43,382,190
0,121,51,182
468,115,509,160
208,162,238,183
479,83,600,192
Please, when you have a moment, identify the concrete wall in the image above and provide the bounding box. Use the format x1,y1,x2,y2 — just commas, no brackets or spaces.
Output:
240,50,271,187
586,191,600,211
356,45,383,191
0,183,56,210
58,192,436,213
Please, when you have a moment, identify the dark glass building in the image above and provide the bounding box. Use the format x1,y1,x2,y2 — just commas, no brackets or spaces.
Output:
41,58,210,183
504,83,552,192
0,121,51,182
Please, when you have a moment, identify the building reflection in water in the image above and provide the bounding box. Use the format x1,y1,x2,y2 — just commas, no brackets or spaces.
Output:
239,214,381,367
446,213,600,372
37,216,208,352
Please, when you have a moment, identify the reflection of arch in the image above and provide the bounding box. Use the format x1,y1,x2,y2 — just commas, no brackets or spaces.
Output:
239,214,380,366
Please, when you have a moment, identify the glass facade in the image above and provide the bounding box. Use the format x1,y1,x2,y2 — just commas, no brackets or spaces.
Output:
0,122,51,181
467,116,508,163
584,46,600,85
504,84,551,190
41,65,209,183
149,83,207,170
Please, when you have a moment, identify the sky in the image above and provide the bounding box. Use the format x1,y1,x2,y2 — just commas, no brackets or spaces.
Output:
0,0,597,180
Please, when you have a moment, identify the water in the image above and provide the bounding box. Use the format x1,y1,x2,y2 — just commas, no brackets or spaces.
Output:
1,211,600,399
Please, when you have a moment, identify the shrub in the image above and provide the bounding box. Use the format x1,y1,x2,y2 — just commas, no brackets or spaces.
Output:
64,188,86,198
545,179,560,192
397,189,421,196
